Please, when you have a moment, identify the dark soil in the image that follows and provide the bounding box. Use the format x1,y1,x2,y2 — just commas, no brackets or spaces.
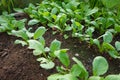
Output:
0,29,120,80
0,33,54,80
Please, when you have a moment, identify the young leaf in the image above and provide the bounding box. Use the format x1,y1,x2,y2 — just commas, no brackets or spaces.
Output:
11,29,28,40
72,57,88,80
86,7,98,16
102,0,120,8
93,39,100,49
93,56,108,76
105,75,120,80
59,14,67,25
115,41,120,51
51,7,58,14
28,19,39,26
28,40,44,56
108,51,120,59
37,57,55,69
70,64,82,77
0,26,6,32
85,27,94,37
103,31,113,43
115,25,120,32
33,27,46,39
14,40,27,46
89,76,103,80
38,37,45,46
102,42,115,51
47,73,63,80
47,73,78,80
50,39,61,53
54,49,70,67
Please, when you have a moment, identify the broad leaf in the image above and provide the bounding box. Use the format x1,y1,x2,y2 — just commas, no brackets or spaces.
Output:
54,49,70,67
38,37,45,46
34,27,46,39
15,40,27,46
72,57,88,80
70,64,82,77
102,42,115,51
28,40,44,56
89,76,103,80
115,41,120,51
28,19,39,26
47,73,78,80
105,75,120,80
50,39,61,53
47,73,63,80
37,57,55,69
115,25,120,32
102,0,120,8
11,29,28,40
93,39,100,49
103,31,113,43
93,56,108,76
86,7,98,16
108,51,120,59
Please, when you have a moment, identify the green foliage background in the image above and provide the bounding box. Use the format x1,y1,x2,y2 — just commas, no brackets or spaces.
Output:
0,0,41,13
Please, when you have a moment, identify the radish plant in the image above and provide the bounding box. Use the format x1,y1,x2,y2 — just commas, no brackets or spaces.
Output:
11,26,46,46
28,39,69,69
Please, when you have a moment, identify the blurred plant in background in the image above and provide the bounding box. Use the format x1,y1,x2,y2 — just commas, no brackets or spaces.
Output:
0,0,14,13
0,0,41,14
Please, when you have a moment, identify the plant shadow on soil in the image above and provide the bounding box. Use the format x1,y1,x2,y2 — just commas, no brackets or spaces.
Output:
0,29,120,80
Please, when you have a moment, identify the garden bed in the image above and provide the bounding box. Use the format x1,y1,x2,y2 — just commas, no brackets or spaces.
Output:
0,0,120,80
0,29,120,80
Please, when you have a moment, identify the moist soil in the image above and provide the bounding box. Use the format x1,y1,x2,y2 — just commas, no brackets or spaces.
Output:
0,30,120,80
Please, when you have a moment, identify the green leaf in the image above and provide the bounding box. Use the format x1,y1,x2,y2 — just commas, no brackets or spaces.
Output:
13,8,24,12
115,25,120,32
85,27,94,37
108,51,120,59
38,37,45,46
105,75,120,80
54,49,70,67
89,76,104,80
33,27,46,39
28,40,44,56
50,39,61,53
15,20,25,30
14,40,27,46
44,47,50,52
11,29,28,40
102,0,120,8
47,73,63,80
70,64,82,77
93,39,100,49
26,31,34,38
0,26,6,32
48,23,61,31
59,14,67,25
47,73,78,80
28,19,39,26
115,41,120,51
93,56,108,76
102,42,115,51
72,57,88,80
40,61,55,69
51,7,58,14
37,57,55,69
86,7,98,16
103,31,113,43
